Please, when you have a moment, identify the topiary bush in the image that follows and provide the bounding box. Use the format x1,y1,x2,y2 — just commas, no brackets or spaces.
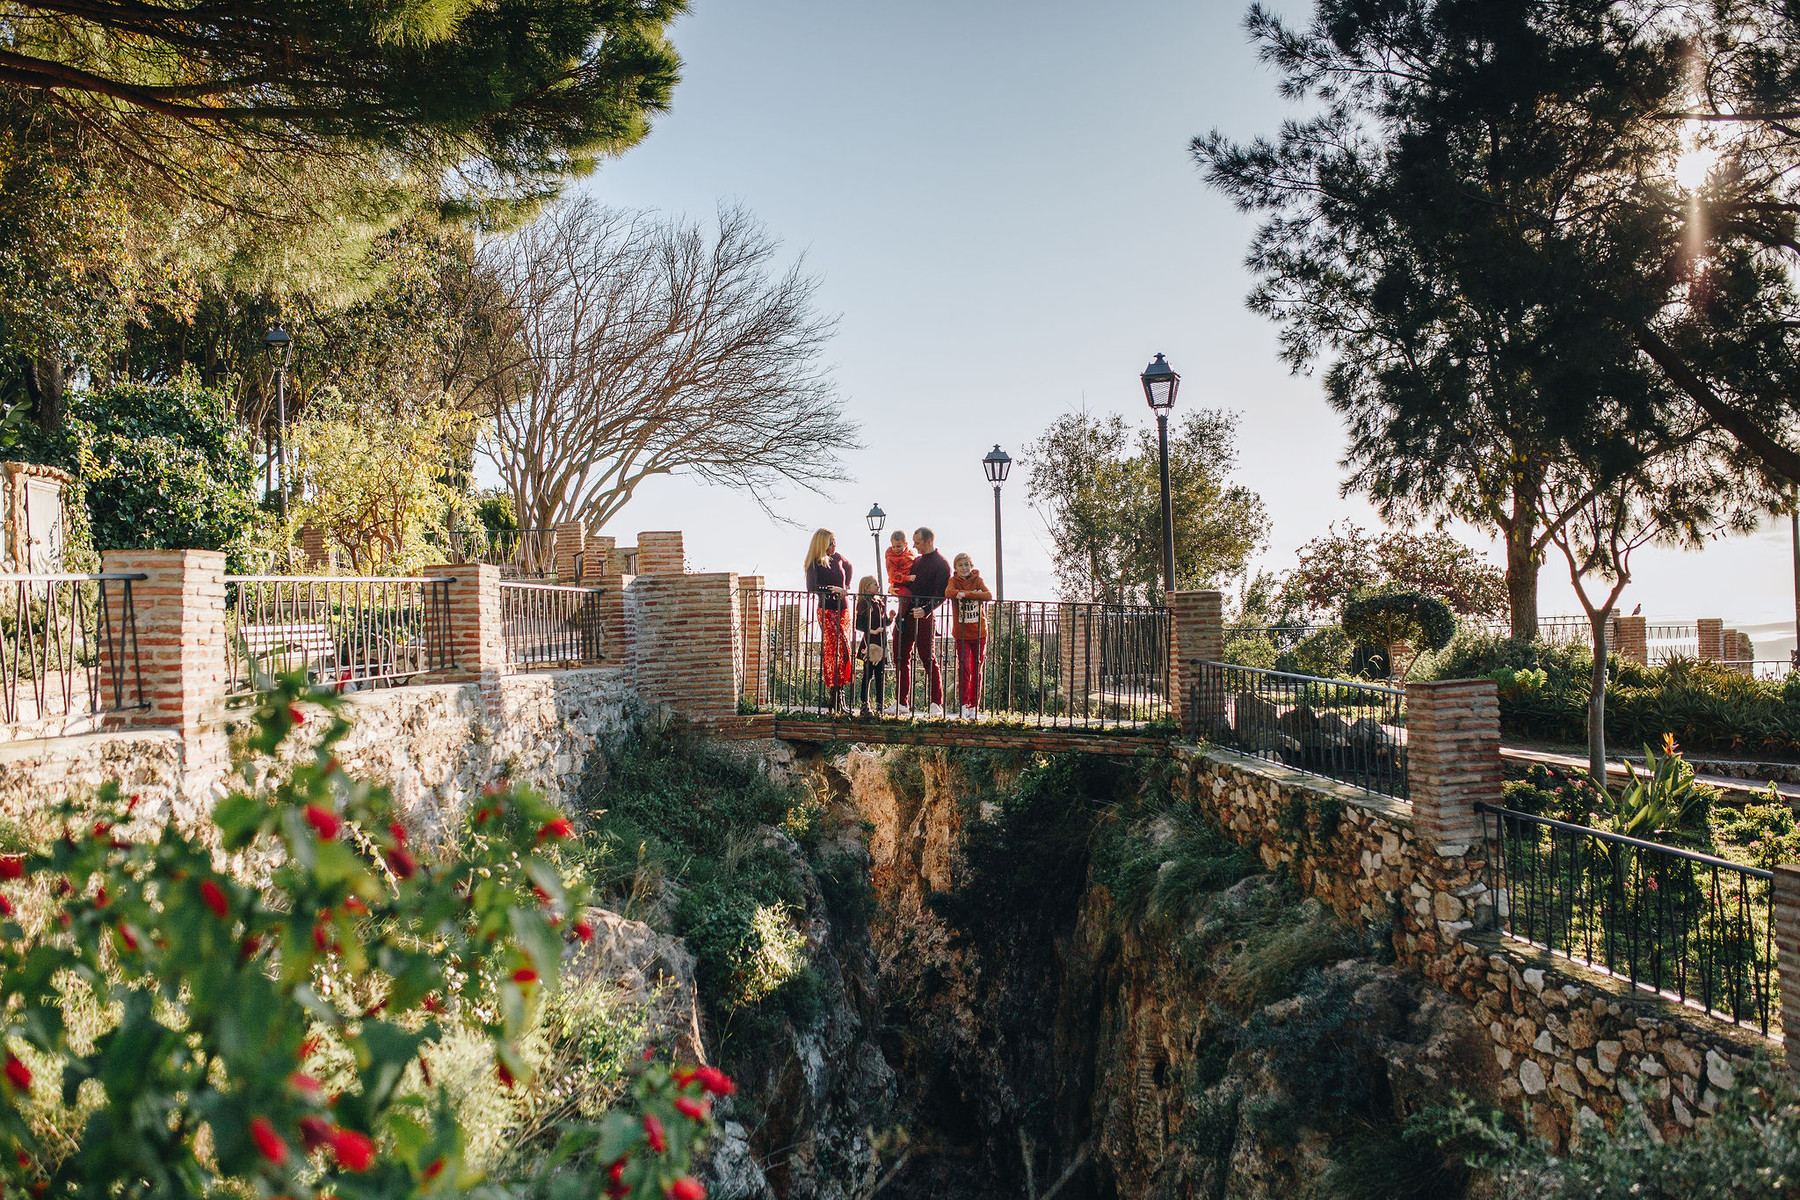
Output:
1341,591,1456,680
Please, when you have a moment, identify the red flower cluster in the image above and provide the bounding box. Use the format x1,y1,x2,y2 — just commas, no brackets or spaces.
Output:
4,1054,31,1091
0,856,23,880
668,1177,706,1200
642,1114,666,1153
251,1116,288,1165
573,920,595,943
536,817,573,842
200,880,229,920
674,1065,736,1098
299,1116,374,1171
303,805,341,841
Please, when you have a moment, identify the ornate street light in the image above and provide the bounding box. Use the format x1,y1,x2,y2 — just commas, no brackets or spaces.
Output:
982,445,1011,601
264,325,293,524
867,502,887,591
1140,353,1180,600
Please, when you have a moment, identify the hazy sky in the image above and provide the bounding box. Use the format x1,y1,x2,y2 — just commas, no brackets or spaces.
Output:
549,0,1797,655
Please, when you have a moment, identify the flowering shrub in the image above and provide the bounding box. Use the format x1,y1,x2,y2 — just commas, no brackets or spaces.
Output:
0,675,729,1200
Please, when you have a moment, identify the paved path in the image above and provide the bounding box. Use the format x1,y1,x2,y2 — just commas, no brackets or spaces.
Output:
1502,745,1800,802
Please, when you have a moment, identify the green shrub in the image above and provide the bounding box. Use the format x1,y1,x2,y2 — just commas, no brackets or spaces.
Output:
1277,625,1355,677
1222,633,1279,669
1342,591,1456,678
22,381,257,561
1713,789,1800,870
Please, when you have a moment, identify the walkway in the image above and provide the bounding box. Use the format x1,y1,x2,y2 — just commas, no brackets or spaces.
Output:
693,711,1175,756
1502,744,1800,802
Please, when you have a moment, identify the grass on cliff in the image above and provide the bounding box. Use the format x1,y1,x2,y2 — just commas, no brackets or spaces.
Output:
565,722,850,1050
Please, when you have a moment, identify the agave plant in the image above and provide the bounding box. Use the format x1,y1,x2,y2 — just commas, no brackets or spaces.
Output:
1604,735,1706,839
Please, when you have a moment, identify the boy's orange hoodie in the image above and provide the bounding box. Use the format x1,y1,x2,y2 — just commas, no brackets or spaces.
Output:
886,545,914,596
945,569,993,639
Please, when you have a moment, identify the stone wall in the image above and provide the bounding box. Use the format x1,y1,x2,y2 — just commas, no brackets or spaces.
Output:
0,668,634,844
1177,744,1774,1148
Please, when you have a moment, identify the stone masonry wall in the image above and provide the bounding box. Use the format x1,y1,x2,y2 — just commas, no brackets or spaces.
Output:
1177,745,1775,1149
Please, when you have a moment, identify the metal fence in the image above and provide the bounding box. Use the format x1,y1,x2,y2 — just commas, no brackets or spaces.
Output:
0,573,147,729
751,589,1170,728
1476,803,1775,1034
1648,622,1698,663
500,582,605,669
1717,659,1793,682
1189,661,1408,799
226,576,453,694
447,528,558,579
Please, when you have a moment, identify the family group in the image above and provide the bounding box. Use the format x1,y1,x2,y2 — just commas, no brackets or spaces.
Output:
803,525,994,719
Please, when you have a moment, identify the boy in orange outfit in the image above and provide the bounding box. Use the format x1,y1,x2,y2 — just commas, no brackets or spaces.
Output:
885,529,914,599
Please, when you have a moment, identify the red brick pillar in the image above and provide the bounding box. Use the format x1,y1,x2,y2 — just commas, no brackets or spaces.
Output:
583,536,616,584
424,562,503,681
1060,605,1094,720
636,531,685,576
1404,678,1501,853
590,573,634,673
101,550,228,731
1170,590,1223,734
299,525,331,573
1614,615,1647,665
630,572,741,721
1697,618,1724,661
1773,865,1800,1074
739,574,766,707
553,522,585,583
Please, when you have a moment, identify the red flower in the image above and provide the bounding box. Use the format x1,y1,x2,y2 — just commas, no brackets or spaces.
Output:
251,1117,288,1165
694,1066,736,1097
537,817,574,842
642,1114,666,1153
386,847,418,880
289,1072,322,1097
312,922,329,952
674,1096,709,1121
420,995,443,1014
4,1055,30,1091
240,935,262,959
327,1128,375,1172
0,856,20,880
573,920,595,943
91,822,111,841
388,822,407,845
94,887,109,909
531,884,551,905
0,895,14,918
667,1178,706,1200
14,1150,27,1168
303,805,340,840
299,1116,333,1152
496,1062,515,1089
200,880,229,919
511,967,539,984
608,1157,628,1185
423,1157,445,1181
341,897,368,915
287,705,306,726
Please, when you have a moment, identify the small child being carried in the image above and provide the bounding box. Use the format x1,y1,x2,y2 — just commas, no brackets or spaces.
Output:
885,530,914,598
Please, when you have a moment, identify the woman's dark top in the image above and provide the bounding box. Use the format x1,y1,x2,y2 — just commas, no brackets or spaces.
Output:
807,552,853,611
856,595,891,640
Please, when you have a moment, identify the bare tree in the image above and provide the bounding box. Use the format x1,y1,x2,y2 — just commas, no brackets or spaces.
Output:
478,199,856,530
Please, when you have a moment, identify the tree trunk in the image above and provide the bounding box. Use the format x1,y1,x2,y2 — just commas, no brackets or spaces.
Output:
22,355,65,431
1587,608,1609,783
1504,491,1540,641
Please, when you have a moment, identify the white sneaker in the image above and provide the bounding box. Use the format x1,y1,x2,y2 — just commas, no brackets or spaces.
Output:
928,703,945,719
961,705,975,719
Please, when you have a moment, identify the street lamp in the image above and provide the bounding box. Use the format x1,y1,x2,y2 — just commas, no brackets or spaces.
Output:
982,445,1011,601
867,503,887,591
264,325,293,524
1140,353,1180,600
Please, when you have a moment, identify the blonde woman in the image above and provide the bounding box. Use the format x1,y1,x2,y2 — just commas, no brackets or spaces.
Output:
804,528,854,712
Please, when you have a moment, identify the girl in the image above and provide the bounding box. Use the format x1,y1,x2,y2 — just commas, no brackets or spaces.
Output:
944,551,993,718
804,528,854,712
853,575,890,718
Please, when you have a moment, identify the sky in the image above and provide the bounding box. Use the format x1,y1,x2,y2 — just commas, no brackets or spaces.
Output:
534,0,1800,660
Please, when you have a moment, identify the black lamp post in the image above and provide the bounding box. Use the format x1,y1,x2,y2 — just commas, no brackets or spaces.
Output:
1140,353,1180,600
867,503,887,591
264,325,293,524
982,445,1011,601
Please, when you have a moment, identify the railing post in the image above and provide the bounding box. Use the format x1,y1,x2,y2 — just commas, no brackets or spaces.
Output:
1404,678,1501,852
1614,614,1647,665
1170,590,1223,736
423,562,503,681
553,522,585,584
1772,865,1800,1074
739,575,766,708
1697,617,1724,661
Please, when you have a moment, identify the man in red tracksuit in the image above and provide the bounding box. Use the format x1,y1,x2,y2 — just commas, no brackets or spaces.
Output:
895,527,949,716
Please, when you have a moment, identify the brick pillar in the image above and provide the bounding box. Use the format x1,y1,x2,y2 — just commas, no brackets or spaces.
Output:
583,536,616,584
1773,865,1800,1074
1697,618,1724,661
553,522,585,583
1614,615,1647,665
1059,605,1094,719
424,562,503,681
299,525,331,573
1170,590,1223,734
589,573,635,674
1404,678,1501,853
739,575,766,707
629,572,741,720
636,531,685,576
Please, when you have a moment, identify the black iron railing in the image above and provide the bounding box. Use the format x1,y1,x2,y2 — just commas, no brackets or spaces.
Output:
748,589,1170,728
1476,804,1775,1034
447,528,559,579
500,582,605,668
226,576,453,694
1189,661,1408,799
0,573,147,729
